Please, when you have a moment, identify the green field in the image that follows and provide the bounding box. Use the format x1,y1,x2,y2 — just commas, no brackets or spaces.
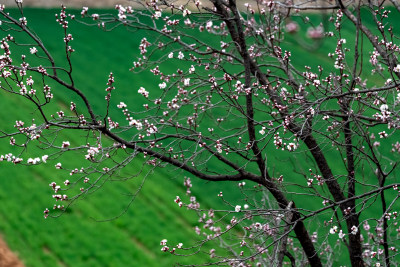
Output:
0,8,241,267
0,6,399,267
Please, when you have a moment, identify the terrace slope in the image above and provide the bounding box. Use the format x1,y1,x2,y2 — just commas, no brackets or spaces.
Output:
0,6,399,267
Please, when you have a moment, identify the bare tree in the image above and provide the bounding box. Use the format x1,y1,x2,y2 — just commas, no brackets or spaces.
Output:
1,0,400,266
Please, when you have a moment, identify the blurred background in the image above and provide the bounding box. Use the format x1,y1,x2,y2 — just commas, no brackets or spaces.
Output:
2,0,130,7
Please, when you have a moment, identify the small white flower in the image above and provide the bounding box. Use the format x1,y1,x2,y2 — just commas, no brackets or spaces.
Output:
182,9,191,17
168,52,173,58
118,13,127,20
81,7,89,16
62,141,70,148
394,64,400,72
329,226,338,234
338,230,345,239
351,225,358,235
309,107,315,116
380,104,388,112
30,47,38,54
41,155,48,163
129,119,143,130
117,102,127,109
154,11,162,19
138,87,149,98
184,78,190,86
287,142,298,152
259,126,266,135
27,157,40,164
188,65,195,74
379,131,388,138
235,205,241,212
26,76,34,86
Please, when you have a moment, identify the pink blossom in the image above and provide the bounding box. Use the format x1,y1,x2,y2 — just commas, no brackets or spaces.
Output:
307,26,324,39
285,21,299,33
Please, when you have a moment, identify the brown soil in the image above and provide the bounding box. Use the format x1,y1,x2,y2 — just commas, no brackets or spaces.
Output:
3,0,131,8
0,237,25,267
3,0,202,8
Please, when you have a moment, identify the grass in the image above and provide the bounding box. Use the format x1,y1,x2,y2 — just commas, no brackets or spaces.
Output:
0,7,239,267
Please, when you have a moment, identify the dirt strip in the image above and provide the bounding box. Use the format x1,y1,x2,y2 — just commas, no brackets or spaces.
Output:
0,236,25,267
4,0,131,7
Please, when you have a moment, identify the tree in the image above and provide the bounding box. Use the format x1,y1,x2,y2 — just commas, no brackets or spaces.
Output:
1,0,400,266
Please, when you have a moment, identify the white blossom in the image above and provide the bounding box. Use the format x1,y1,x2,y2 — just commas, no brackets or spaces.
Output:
138,87,149,98
30,47,38,54
117,102,127,109
379,131,388,138
287,143,298,151
351,225,358,235
206,21,213,30
41,155,48,163
259,126,266,135
188,65,195,74
380,104,388,112
129,119,143,130
27,157,40,164
184,78,190,86
329,226,338,234
338,230,345,239
182,9,191,17
62,141,70,148
154,11,162,19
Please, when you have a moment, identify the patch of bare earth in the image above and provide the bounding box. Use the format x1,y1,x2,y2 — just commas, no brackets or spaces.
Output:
0,237,25,267
3,0,130,8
